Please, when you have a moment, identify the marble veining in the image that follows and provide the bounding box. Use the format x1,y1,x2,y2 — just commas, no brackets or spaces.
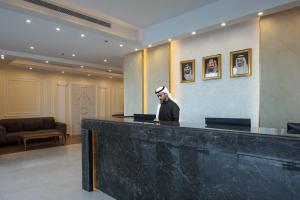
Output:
82,119,300,200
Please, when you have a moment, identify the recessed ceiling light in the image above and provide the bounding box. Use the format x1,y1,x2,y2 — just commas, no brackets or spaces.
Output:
168,38,172,42
192,31,196,35
29,67,33,70
72,53,76,57
148,44,152,48
221,22,226,27
120,44,124,47
134,48,139,51
56,27,61,31
30,46,35,50
1,54,4,60
45,60,49,64
104,59,107,62
88,74,91,77
108,69,112,73
26,19,31,24
81,34,85,38
258,12,264,16
80,65,84,69
61,71,65,74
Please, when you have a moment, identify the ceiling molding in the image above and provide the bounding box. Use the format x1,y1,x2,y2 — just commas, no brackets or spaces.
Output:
0,48,123,72
8,59,123,79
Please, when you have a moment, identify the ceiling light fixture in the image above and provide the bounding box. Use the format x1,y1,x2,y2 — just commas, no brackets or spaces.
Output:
148,44,152,48
81,34,85,38
135,48,139,51
80,65,84,69
29,67,33,70
168,38,172,42
104,59,107,62
120,44,124,47
192,31,196,35
61,71,65,74
258,12,264,16
45,60,49,64
108,69,112,73
56,27,61,31
221,22,226,27
72,53,76,57
30,46,35,50
1,54,4,60
26,19,31,24
109,76,113,79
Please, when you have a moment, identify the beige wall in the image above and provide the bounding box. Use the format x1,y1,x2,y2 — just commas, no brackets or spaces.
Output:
0,65,124,134
123,44,170,115
260,7,300,128
172,19,260,125
124,20,260,124
123,51,143,116
147,44,170,114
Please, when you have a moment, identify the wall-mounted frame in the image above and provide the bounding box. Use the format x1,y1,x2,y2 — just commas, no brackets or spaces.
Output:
202,54,222,80
180,59,195,83
230,48,252,78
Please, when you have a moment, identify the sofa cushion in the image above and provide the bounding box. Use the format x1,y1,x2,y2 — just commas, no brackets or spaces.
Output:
42,118,55,130
23,119,43,131
3,121,23,133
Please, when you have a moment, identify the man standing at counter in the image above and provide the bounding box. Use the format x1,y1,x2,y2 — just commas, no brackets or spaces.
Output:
155,86,180,121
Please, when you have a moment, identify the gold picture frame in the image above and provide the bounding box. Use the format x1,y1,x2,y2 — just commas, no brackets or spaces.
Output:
202,54,222,80
230,48,252,78
180,59,195,83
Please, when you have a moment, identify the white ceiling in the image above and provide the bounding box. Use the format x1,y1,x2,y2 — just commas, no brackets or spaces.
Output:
0,0,219,72
0,0,298,74
50,0,220,28
0,7,136,70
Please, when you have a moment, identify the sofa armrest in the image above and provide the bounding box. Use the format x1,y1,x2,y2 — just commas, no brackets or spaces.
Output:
0,125,6,143
55,122,67,135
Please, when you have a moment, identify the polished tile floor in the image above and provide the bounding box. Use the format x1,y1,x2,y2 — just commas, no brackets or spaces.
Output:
0,144,115,200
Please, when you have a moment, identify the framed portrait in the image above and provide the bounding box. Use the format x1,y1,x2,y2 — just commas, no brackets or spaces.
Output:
202,54,222,80
180,59,195,83
230,48,252,78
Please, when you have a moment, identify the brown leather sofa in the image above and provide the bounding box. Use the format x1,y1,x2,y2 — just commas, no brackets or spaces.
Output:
0,117,66,144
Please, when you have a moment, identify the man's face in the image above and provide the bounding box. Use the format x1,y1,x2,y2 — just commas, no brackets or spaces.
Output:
236,57,244,67
157,92,167,103
207,59,215,70
184,65,191,74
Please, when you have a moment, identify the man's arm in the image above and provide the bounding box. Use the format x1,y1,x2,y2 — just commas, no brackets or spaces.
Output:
171,104,180,121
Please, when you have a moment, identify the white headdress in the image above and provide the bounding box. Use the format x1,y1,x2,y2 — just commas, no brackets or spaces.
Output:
154,86,178,121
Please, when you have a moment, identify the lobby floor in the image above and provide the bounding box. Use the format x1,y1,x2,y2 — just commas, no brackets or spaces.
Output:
0,144,115,200
0,135,82,155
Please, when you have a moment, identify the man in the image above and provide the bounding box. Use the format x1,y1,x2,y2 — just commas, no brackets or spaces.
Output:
155,86,180,122
183,64,193,80
233,55,248,74
205,58,218,78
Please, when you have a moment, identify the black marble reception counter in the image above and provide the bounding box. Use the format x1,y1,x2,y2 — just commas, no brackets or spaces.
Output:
82,118,300,200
